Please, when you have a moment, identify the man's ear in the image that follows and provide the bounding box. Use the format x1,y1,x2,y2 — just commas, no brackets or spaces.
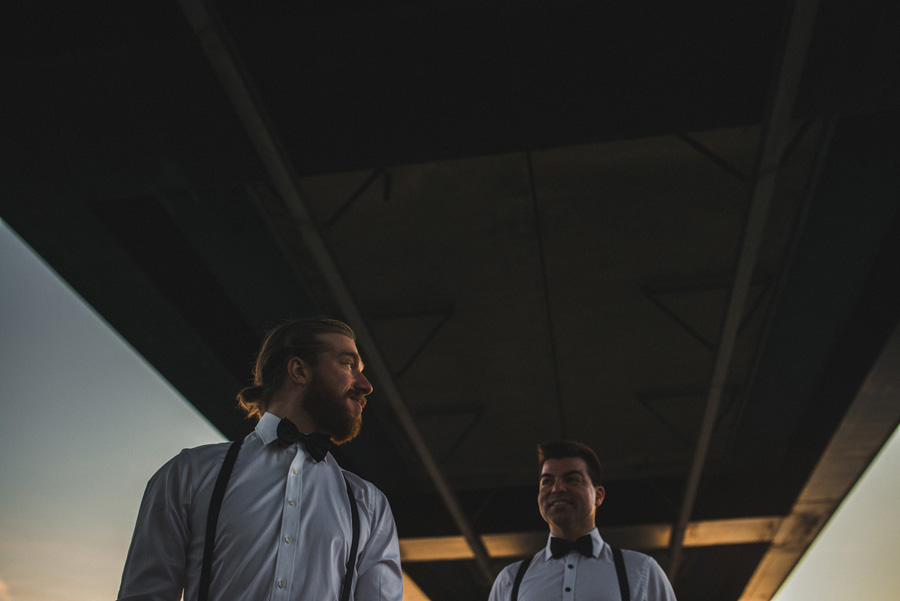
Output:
286,357,310,385
594,485,606,508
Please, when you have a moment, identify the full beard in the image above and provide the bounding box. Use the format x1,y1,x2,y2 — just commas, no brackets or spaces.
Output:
302,377,363,445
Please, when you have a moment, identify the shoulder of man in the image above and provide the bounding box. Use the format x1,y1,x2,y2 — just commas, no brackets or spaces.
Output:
498,548,543,585
611,547,662,572
617,547,663,568
616,547,652,560
176,440,234,467
145,440,234,484
498,558,526,581
488,554,536,601
337,468,401,546
616,548,677,601
339,468,390,506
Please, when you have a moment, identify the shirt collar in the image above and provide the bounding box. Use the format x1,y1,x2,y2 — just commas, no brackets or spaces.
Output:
543,528,603,560
255,412,282,446
255,412,334,463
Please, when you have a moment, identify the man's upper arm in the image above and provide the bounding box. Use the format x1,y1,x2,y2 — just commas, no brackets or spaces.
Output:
117,452,192,601
353,487,403,601
644,556,677,601
487,563,515,601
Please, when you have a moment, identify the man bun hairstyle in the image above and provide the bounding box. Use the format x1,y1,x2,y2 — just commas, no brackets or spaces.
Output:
236,317,356,419
537,439,603,486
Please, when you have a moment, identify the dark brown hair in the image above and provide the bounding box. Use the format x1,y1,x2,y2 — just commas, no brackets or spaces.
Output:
537,440,603,486
236,317,356,419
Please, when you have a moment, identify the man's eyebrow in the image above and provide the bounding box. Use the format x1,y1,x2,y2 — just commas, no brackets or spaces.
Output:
563,470,586,478
337,350,364,369
541,470,586,479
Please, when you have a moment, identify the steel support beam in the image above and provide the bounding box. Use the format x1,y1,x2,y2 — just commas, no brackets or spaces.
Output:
668,0,822,577
178,0,496,586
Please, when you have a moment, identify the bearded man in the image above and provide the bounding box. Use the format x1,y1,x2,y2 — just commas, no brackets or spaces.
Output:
118,318,402,601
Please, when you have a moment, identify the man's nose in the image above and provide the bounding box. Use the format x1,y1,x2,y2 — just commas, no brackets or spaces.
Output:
550,479,567,493
355,372,374,396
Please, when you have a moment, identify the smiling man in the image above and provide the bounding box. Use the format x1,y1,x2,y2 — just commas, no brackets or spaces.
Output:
489,440,676,601
118,317,402,601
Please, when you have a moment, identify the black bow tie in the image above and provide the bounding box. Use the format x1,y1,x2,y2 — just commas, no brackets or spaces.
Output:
276,418,332,462
550,534,594,558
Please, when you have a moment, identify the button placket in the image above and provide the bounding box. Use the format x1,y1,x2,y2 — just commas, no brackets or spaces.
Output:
562,555,577,601
271,449,305,598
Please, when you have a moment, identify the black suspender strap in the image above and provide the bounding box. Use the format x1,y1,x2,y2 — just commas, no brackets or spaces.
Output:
510,555,533,601
199,438,243,601
198,439,361,601
339,475,361,601
612,547,631,601
509,546,630,601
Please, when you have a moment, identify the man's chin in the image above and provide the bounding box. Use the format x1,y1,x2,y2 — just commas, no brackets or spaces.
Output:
541,506,569,521
330,415,362,446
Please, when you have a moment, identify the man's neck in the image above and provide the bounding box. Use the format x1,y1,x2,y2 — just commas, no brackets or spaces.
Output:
267,396,318,434
550,526,594,541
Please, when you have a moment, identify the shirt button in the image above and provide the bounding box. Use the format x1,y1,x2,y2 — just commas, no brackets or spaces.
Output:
292,467,298,474
277,580,286,588
568,564,574,569
565,587,572,592
288,499,296,506
284,536,293,544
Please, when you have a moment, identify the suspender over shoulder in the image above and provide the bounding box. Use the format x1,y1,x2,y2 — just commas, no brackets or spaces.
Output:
198,439,244,601
510,555,533,601
341,475,361,601
198,439,361,601
510,546,630,601
612,547,631,601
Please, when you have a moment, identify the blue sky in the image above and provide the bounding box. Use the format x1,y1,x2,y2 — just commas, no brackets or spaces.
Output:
1,216,898,601
0,219,223,600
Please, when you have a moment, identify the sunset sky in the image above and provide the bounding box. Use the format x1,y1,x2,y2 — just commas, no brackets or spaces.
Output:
0,219,224,600
1,216,897,601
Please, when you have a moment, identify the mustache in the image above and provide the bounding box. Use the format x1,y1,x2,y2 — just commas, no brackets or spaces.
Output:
545,494,572,503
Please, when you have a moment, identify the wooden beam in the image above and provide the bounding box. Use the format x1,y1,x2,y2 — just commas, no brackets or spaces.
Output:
402,570,431,601
739,323,900,601
399,516,783,562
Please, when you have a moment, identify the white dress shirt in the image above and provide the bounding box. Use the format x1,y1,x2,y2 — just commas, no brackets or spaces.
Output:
118,412,402,601
488,529,676,601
